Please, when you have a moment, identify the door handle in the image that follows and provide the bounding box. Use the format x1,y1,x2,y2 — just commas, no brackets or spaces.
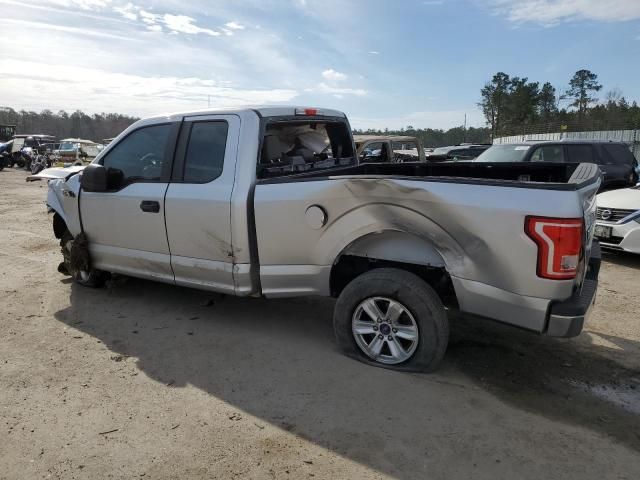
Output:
140,200,160,213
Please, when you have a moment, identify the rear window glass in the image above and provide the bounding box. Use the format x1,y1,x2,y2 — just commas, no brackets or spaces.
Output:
474,144,529,162
566,145,594,163
600,144,635,166
392,141,419,162
258,120,355,179
183,121,228,183
360,142,389,163
530,145,565,163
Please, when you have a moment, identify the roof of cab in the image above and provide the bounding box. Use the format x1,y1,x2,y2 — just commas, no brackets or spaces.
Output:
145,106,347,123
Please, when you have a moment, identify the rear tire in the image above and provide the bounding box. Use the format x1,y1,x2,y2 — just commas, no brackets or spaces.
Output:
60,230,107,288
334,268,449,372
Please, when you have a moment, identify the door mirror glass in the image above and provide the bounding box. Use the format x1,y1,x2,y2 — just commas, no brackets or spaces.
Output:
80,164,108,192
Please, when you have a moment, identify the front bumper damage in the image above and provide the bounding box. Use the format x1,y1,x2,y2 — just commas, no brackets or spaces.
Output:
546,241,601,338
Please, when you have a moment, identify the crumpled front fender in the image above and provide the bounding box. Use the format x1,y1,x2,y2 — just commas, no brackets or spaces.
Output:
47,175,82,236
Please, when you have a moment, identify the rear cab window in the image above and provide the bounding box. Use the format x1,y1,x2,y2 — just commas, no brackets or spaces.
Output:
392,140,419,162
530,145,565,163
599,144,636,166
182,121,228,183
359,142,389,163
566,144,594,163
258,117,355,179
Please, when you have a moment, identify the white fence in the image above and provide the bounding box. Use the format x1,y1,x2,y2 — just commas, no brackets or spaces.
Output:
493,130,640,158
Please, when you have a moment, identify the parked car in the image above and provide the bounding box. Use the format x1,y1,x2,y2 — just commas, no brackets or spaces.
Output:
475,140,639,191
425,144,491,162
593,186,640,253
354,135,425,163
37,106,601,372
56,138,104,163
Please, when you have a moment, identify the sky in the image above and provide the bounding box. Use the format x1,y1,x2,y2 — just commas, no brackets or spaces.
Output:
1,0,639,130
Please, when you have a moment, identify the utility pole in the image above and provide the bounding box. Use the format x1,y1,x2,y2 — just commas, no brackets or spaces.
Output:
463,113,467,143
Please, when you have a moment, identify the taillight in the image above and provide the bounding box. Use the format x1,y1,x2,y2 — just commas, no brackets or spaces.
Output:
525,216,583,280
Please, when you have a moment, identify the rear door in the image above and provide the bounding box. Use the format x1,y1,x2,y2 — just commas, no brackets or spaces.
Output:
164,114,240,293
596,144,636,188
80,122,179,281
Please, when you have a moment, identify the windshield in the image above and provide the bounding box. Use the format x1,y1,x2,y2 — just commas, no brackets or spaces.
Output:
474,144,530,162
59,142,78,151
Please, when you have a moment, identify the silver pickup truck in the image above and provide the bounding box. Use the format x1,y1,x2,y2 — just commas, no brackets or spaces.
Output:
44,106,601,372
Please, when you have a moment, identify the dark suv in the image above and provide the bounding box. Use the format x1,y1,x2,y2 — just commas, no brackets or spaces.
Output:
475,140,639,190
425,143,491,162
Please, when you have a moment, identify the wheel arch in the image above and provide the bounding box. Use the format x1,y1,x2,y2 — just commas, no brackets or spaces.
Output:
329,230,459,306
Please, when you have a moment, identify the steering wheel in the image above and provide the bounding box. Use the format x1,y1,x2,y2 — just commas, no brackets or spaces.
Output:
140,152,162,178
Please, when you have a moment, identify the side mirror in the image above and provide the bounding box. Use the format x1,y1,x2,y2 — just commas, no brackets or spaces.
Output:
80,164,108,192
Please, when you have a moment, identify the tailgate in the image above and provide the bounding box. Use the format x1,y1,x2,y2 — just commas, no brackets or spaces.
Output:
571,163,601,287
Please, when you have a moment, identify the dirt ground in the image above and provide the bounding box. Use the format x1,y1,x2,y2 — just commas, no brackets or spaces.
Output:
1,167,639,480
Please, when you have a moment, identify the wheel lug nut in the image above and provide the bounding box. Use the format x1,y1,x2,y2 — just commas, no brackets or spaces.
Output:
392,328,397,333
378,334,383,339
373,326,378,331
387,335,393,341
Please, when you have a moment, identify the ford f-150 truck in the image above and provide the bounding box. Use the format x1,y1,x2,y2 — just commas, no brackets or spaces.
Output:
43,106,601,372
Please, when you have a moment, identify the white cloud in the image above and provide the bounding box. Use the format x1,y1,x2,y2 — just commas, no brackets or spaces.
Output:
42,0,111,9
368,51,380,55
114,2,136,20
2,18,133,40
321,68,347,82
314,82,366,96
490,0,640,25
162,14,220,36
225,21,245,30
0,59,299,116
139,9,160,24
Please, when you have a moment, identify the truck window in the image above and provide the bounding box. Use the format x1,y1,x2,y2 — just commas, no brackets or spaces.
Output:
566,145,594,163
360,142,388,163
530,145,565,163
392,141,418,162
101,124,171,182
600,144,635,166
258,120,354,179
183,121,228,183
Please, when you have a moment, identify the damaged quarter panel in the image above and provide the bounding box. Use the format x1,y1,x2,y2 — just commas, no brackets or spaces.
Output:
253,175,581,332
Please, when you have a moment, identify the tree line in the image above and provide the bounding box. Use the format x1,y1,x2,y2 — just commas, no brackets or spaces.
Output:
0,107,139,142
352,125,491,148
479,69,640,138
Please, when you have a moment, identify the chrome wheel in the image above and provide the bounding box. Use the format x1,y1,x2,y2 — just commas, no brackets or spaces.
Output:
352,296,419,364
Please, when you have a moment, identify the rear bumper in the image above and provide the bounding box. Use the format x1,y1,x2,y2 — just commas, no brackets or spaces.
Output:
545,241,601,338
451,241,601,337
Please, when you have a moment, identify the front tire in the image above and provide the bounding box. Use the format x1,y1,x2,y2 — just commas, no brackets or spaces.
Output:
60,231,107,287
334,268,449,372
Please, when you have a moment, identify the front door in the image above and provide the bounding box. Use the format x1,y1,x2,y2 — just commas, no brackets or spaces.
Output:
80,122,179,282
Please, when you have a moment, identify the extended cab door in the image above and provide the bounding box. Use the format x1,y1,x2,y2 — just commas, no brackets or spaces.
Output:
80,122,179,281
164,114,240,293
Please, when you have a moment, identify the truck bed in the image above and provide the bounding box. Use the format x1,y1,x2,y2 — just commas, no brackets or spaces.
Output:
259,161,600,191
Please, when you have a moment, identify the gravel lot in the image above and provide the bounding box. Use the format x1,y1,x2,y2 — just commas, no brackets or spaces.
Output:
1,167,639,479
